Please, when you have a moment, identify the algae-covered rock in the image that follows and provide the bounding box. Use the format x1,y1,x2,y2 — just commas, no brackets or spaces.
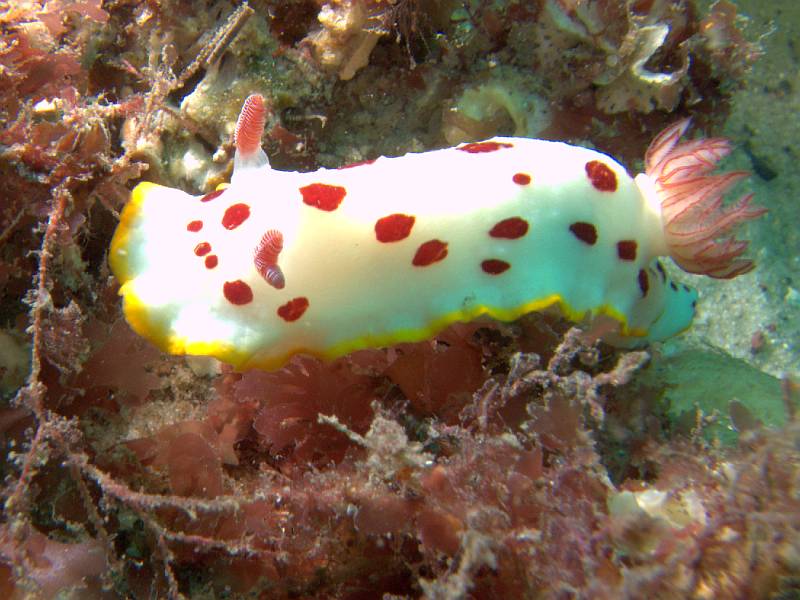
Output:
640,347,785,445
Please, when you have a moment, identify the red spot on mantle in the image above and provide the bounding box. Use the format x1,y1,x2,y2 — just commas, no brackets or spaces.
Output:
616,240,637,261
412,240,448,267
277,297,309,322
205,255,218,269
457,141,513,154
223,280,253,305
375,214,415,243
338,158,377,170
489,217,529,239
222,203,251,230
585,160,617,192
194,242,211,256
200,189,225,203
300,183,346,211
481,259,510,275
512,172,531,185
569,222,598,246
187,220,203,232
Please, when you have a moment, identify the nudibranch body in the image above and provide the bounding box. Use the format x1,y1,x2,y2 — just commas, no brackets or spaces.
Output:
110,95,764,370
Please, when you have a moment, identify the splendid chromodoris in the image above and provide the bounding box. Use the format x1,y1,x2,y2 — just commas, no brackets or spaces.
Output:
109,94,765,370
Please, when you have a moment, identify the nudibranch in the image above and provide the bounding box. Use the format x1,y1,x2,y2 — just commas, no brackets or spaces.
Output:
110,94,765,370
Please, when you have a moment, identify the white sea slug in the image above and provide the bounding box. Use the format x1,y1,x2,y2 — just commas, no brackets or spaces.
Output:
109,95,765,370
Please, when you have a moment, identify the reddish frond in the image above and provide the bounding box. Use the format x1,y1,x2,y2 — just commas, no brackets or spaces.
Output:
645,122,766,279
235,94,267,157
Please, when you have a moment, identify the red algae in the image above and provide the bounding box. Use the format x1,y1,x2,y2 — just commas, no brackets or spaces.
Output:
0,0,792,598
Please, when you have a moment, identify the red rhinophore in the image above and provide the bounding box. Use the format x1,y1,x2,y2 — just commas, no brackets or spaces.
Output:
254,229,285,289
458,141,513,154
512,172,531,185
200,189,225,203
254,230,283,267
644,119,767,279
637,269,649,297
412,239,448,267
489,217,529,239
616,240,637,261
338,158,377,169
235,94,267,157
205,255,218,269
187,220,203,232
481,259,511,275
222,203,251,230
223,280,253,305
194,242,211,256
263,266,285,290
375,214,415,243
299,183,346,211
585,160,618,192
569,222,597,245
277,297,309,322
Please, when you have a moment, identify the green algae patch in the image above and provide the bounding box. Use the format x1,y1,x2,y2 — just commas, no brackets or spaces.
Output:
640,347,785,445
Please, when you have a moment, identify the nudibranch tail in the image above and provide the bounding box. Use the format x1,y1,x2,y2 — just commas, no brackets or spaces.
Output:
644,120,766,279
